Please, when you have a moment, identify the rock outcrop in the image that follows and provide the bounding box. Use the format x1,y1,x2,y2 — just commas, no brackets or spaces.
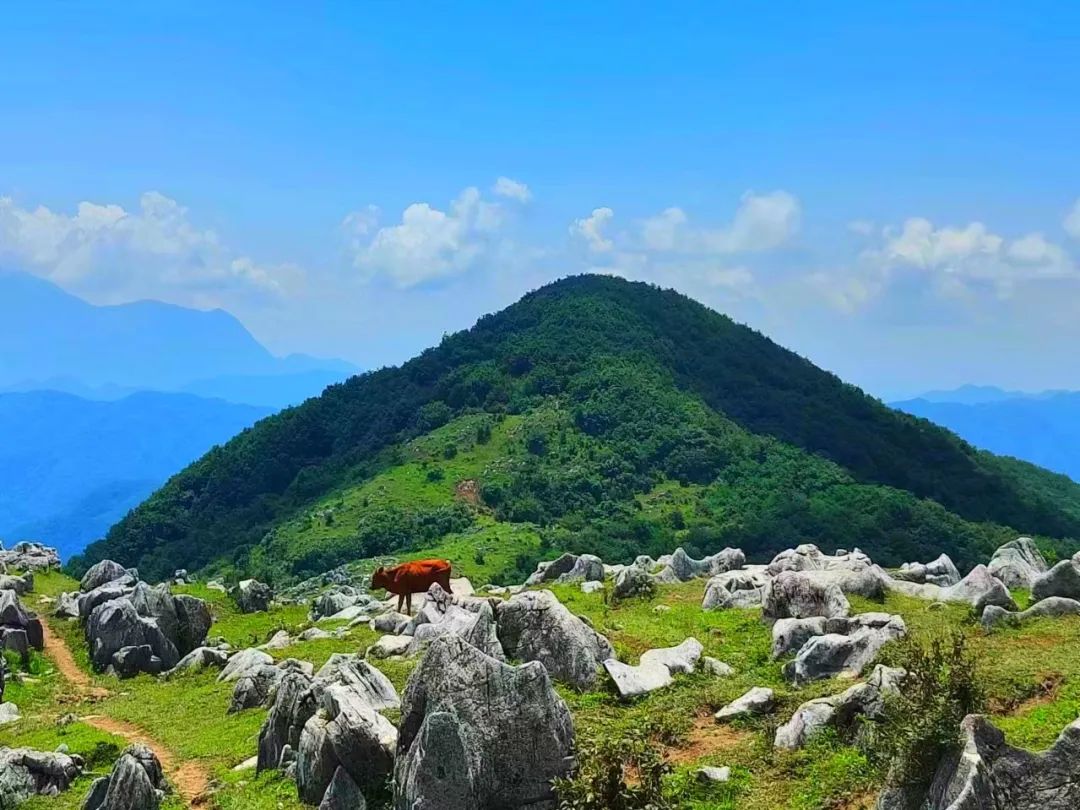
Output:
0,590,44,664
496,590,614,689
895,554,961,587
714,687,775,721
886,565,1016,612
885,714,1080,810
1031,553,1080,602
395,635,574,810
0,542,61,572
775,664,904,749
525,553,604,585
762,571,851,622
0,746,83,805
83,744,167,810
987,537,1048,590
603,638,703,698
702,569,768,610
783,613,906,684
232,579,273,613
981,596,1080,629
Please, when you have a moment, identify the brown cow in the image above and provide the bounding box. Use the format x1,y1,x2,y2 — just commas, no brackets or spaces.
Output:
371,558,452,614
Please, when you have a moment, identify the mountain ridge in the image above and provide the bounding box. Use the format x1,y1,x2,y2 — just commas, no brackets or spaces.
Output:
75,274,1080,581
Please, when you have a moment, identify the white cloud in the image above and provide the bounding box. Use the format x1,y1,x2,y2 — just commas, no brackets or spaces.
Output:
847,219,876,236
1065,198,1080,240
815,216,1079,312
635,190,801,255
882,218,1003,269
569,207,615,253
492,176,532,203
344,186,510,287
0,192,296,307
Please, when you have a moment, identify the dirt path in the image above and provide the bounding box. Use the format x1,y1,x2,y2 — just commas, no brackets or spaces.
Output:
40,619,212,806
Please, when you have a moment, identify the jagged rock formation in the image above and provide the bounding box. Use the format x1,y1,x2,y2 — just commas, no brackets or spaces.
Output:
879,714,1080,809
395,635,574,810
981,596,1080,629
525,553,604,585
895,554,961,587
0,590,44,664
761,571,851,621
495,590,614,690
886,565,1016,612
775,664,905,749
1031,552,1080,602
783,614,907,684
0,746,83,805
602,638,703,698
231,579,273,613
987,537,1049,590
83,744,167,810
0,542,61,572
714,687,775,721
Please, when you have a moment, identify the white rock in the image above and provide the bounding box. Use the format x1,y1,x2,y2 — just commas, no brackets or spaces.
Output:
702,657,735,677
696,765,731,783
0,702,20,725
580,581,604,594
602,658,673,698
366,635,412,659
714,687,775,721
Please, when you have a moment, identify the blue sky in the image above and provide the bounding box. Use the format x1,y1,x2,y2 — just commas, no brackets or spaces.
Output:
2,2,1080,398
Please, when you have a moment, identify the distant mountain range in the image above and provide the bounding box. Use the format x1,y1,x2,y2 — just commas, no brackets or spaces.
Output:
892,386,1080,483
0,270,356,406
0,390,273,559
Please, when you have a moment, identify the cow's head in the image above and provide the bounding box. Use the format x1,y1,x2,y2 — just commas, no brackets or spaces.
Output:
371,566,390,592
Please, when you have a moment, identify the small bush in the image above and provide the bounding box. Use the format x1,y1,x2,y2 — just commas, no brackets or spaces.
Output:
868,629,985,793
554,729,672,810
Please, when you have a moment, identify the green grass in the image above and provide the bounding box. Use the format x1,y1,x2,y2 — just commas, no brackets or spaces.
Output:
12,565,1080,808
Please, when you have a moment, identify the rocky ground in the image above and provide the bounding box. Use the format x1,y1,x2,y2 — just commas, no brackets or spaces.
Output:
2,539,1080,808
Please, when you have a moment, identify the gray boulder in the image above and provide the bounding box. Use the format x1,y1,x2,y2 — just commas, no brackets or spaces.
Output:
1032,553,1080,602
232,579,273,613
78,581,134,620
495,590,614,689
406,593,504,661
218,647,274,682
762,572,851,622
371,612,410,634
525,553,605,585
603,638,702,699
886,564,1017,611
0,542,60,572
988,537,1048,590
767,545,873,575
230,664,284,713
0,746,83,805
611,565,653,600
702,570,766,611
783,614,906,684
714,687,775,721
655,547,745,582
80,560,133,593
981,596,1080,629
395,635,574,810
257,669,318,773
895,554,962,587
898,714,1080,810
775,664,905,749
165,646,230,677
83,744,167,810
108,645,162,679
771,617,827,659
86,599,178,673
319,766,366,810
316,654,399,712
0,572,33,595
129,583,210,657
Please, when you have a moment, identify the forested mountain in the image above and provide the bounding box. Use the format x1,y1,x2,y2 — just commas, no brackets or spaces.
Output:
0,390,271,558
75,275,1080,582
893,393,1080,484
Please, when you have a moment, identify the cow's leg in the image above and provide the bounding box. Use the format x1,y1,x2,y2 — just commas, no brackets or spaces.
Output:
406,592,413,615
397,593,405,613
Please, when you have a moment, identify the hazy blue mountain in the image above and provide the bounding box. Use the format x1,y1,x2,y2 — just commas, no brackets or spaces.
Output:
0,390,272,558
892,392,1080,483
0,271,355,396
912,384,1071,405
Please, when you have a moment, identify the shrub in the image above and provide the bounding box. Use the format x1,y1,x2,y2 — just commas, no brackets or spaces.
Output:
868,629,985,793
554,729,672,810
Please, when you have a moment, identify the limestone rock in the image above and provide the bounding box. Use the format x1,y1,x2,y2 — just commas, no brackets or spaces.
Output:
218,647,274,682
0,746,83,805
232,579,273,613
988,537,1048,590
80,560,133,593
1032,553,1080,602
395,635,574,810
771,617,827,659
714,687,775,721
495,590,614,689
525,553,605,585
895,554,962,587
762,572,851,622
981,596,1080,629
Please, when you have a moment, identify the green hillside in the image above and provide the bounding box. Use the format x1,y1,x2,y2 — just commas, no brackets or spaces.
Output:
74,275,1080,583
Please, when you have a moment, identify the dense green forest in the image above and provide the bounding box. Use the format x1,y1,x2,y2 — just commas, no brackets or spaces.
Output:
73,275,1080,582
